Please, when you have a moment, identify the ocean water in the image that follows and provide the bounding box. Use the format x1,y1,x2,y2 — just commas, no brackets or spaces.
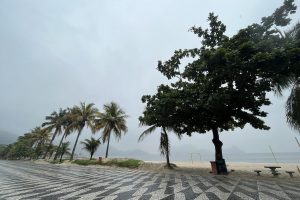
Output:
141,152,300,164
196,152,300,164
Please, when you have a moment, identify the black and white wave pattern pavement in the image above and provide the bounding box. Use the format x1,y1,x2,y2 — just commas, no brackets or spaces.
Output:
0,161,299,200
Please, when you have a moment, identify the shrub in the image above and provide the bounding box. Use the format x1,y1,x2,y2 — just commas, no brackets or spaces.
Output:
72,159,101,166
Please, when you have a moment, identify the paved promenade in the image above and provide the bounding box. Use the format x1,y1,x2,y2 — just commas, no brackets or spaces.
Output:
0,160,299,200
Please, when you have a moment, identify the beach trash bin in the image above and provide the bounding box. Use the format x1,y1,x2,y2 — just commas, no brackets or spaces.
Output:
210,161,218,175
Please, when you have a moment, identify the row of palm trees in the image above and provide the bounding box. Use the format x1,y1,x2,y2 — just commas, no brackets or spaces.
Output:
43,102,128,160
1,102,128,161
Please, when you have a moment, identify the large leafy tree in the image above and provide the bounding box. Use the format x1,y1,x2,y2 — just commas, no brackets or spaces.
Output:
144,0,299,174
139,85,182,168
81,137,101,160
93,102,128,158
42,108,66,159
69,103,98,160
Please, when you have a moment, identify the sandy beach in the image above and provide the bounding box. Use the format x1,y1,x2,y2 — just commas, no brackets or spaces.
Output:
141,161,300,180
34,158,300,180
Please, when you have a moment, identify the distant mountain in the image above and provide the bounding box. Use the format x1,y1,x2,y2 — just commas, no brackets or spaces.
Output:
76,143,246,162
107,146,162,161
80,144,215,162
223,146,246,155
0,129,18,145
77,145,163,161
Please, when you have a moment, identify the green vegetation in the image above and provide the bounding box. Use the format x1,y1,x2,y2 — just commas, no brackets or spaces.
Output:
1,0,299,176
71,159,141,168
81,137,101,160
93,102,128,158
72,159,101,166
57,142,71,162
140,0,300,174
139,102,182,168
42,108,66,159
114,159,141,168
68,103,98,160
0,102,128,162
284,22,300,132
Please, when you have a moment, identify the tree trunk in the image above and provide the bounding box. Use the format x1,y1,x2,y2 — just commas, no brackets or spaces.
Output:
90,151,93,160
60,153,64,162
43,132,57,159
54,132,66,160
163,127,171,168
212,128,228,175
212,128,223,161
70,128,83,160
105,133,111,158
49,151,54,159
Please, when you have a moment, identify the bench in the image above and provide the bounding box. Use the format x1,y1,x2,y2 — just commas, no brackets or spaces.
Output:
272,172,281,177
264,166,281,172
264,166,281,177
254,170,262,176
285,171,295,178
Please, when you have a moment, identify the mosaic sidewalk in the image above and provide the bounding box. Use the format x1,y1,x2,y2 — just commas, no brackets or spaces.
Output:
0,160,299,200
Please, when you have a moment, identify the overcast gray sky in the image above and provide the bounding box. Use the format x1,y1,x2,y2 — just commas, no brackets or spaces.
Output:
1,0,300,156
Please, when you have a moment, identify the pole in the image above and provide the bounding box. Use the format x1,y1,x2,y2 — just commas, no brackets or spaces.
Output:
269,145,278,164
295,137,300,147
295,137,300,174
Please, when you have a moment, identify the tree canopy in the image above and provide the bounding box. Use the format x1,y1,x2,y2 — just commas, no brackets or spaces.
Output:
151,0,300,136
140,0,300,169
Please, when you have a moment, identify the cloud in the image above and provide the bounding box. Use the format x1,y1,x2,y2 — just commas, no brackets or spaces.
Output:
0,0,300,156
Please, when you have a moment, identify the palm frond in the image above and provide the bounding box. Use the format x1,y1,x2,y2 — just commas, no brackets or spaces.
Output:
286,83,300,132
138,125,157,141
285,22,300,40
159,132,170,156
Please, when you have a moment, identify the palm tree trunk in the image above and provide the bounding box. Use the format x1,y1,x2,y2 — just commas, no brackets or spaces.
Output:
49,151,54,159
90,152,93,160
105,133,111,158
70,128,83,160
60,153,64,162
54,132,66,160
162,127,171,168
43,132,57,159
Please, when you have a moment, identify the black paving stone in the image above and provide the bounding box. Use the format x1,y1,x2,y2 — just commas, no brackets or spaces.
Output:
115,189,138,200
205,192,221,200
181,187,201,200
138,194,152,200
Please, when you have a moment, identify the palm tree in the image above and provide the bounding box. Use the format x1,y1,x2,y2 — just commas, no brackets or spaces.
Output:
93,102,128,158
31,127,51,158
286,82,300,130
80,137,101,160
18,132,36,147
42,108,66,159
69,102,98,160
57,142,71,162
273,23,300,131
284,23,300,131
138,125,181,168
31,127,51,147
53,109,73,160
46,144,57,159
